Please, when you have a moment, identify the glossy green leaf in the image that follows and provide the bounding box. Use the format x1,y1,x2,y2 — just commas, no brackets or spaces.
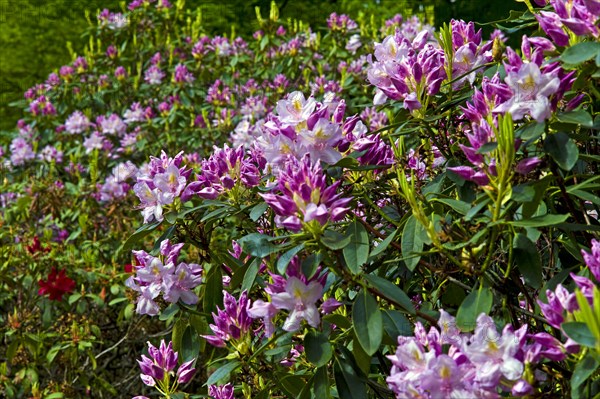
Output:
334,355,367,399
561,41,600,65
513,234,542,289
181,325,201,363
363,274,415,314
401,215,423,271
159,303,180,321
343,220,369,274
305,330,333,367
206,360,241,386
238,233,279,257
456,286,493,331
249,202,268,221
562,322,597,348
353,290,382,356
511,213,569,227
321,230,351,250
203,265,223,313
382,310,412,339
557,109,594,127
241,258,261,292
544,132,579,171
571,351,599,399
370,229,398,258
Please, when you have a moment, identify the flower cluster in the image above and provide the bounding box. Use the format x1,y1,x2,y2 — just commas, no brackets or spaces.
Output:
387,310,577,398
538,273,596,330
38,267,76,301
202,291,253,348
537,0,600,44
183,145,263,200
135,340,195,398
248,257,327,336
126,239,202,315
133,151,191,223
366,26,445,111
260,155,352,232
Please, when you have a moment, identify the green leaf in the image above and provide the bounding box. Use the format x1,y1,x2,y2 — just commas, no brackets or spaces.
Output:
276,244,305,275
544,132,579,171
277,373,306,397
321,230,352,250
557,110,594,127
238,233,279,257
46,345,62,364
249,202,268,221
370,228,398,258
352,290,382,356
561,41,600,65
562,322,598,348
305,331,333,367
401,215,423,271
171,318,188,355
241,258,261,292
181,325,201,363
159,303,180,321
206,360,241,386
476,141,498,154
117,221,161,257
333,355,367,399
456,286,493,331
431,198,471,215
511,213,569,227
513,234,542,289
203,265,223,314
313,366,331,398
323,313,352,329
363,274,415,314
571,352,600,399
516,122,545,141
343,220,369,274
382,310,412,339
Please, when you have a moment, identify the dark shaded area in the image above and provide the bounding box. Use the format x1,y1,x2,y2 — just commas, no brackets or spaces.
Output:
0,0,525,131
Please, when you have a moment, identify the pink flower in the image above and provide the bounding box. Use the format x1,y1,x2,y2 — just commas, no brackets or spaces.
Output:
270,276,324,331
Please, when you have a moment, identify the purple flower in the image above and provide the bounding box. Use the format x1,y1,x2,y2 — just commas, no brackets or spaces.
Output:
137,340,196,393
99,113,127,136
182,144,262,201
515,157,542,175
261,156,352,232
247,299,279,337
126,240,202,315
9,137,35,166
494,62,559,122
320,298,342,314
536,11,570,46
38,145,63,164
145,65,165,85
202,291,252,348
209,383,234,399
582,239,600,281
134,151,191,223
173,64,195,84
65,111,91,134
270,276,324,331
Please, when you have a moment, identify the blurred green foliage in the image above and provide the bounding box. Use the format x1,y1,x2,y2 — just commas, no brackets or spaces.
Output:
0,0,525,131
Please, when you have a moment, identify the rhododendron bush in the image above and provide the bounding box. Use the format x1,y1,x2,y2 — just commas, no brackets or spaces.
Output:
2,0,600,398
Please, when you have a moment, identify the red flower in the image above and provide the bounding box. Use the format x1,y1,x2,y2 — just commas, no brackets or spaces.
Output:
27,236,50,255
38,267,76,301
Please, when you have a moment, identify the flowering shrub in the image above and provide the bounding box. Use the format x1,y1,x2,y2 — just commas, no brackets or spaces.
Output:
2,0,600,398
